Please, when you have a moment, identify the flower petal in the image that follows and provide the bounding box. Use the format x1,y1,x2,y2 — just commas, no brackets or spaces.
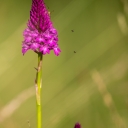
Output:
53,46,61,56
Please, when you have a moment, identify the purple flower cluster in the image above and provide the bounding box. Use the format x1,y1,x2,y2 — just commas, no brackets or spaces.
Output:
74,123,81,128
22,0,61,56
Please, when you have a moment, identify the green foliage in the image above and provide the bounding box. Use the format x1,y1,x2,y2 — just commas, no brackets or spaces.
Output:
0,0,128,128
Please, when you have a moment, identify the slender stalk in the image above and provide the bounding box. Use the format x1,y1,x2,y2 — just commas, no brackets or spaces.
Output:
35,52,43,128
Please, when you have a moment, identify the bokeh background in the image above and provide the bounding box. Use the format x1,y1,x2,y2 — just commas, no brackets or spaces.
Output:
0,0,128,128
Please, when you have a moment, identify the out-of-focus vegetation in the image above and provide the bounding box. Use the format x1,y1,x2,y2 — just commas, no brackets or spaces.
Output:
0,0,128,128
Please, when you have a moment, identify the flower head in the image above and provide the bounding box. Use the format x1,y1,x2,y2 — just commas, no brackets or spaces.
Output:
74,123,81,128
22,0,61,56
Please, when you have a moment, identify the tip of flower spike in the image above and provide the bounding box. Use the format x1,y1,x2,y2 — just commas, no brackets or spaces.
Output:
74,123,81,128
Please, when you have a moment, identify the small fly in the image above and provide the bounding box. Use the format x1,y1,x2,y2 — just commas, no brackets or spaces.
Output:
27,120,31,128
71,30,74,32
47,7,54,16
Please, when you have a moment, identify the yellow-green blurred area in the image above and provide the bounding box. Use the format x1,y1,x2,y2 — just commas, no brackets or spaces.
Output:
0,0,128,128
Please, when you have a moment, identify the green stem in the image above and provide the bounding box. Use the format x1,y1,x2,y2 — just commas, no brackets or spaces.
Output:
35,52,43,128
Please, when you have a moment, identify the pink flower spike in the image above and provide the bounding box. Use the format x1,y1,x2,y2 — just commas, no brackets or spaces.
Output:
22,0,61,56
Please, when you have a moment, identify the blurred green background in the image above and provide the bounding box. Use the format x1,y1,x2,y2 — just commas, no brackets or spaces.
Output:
0,0,128,128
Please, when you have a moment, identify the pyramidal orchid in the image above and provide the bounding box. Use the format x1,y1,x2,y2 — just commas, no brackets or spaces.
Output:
22,1,61,128
22,0,61,56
